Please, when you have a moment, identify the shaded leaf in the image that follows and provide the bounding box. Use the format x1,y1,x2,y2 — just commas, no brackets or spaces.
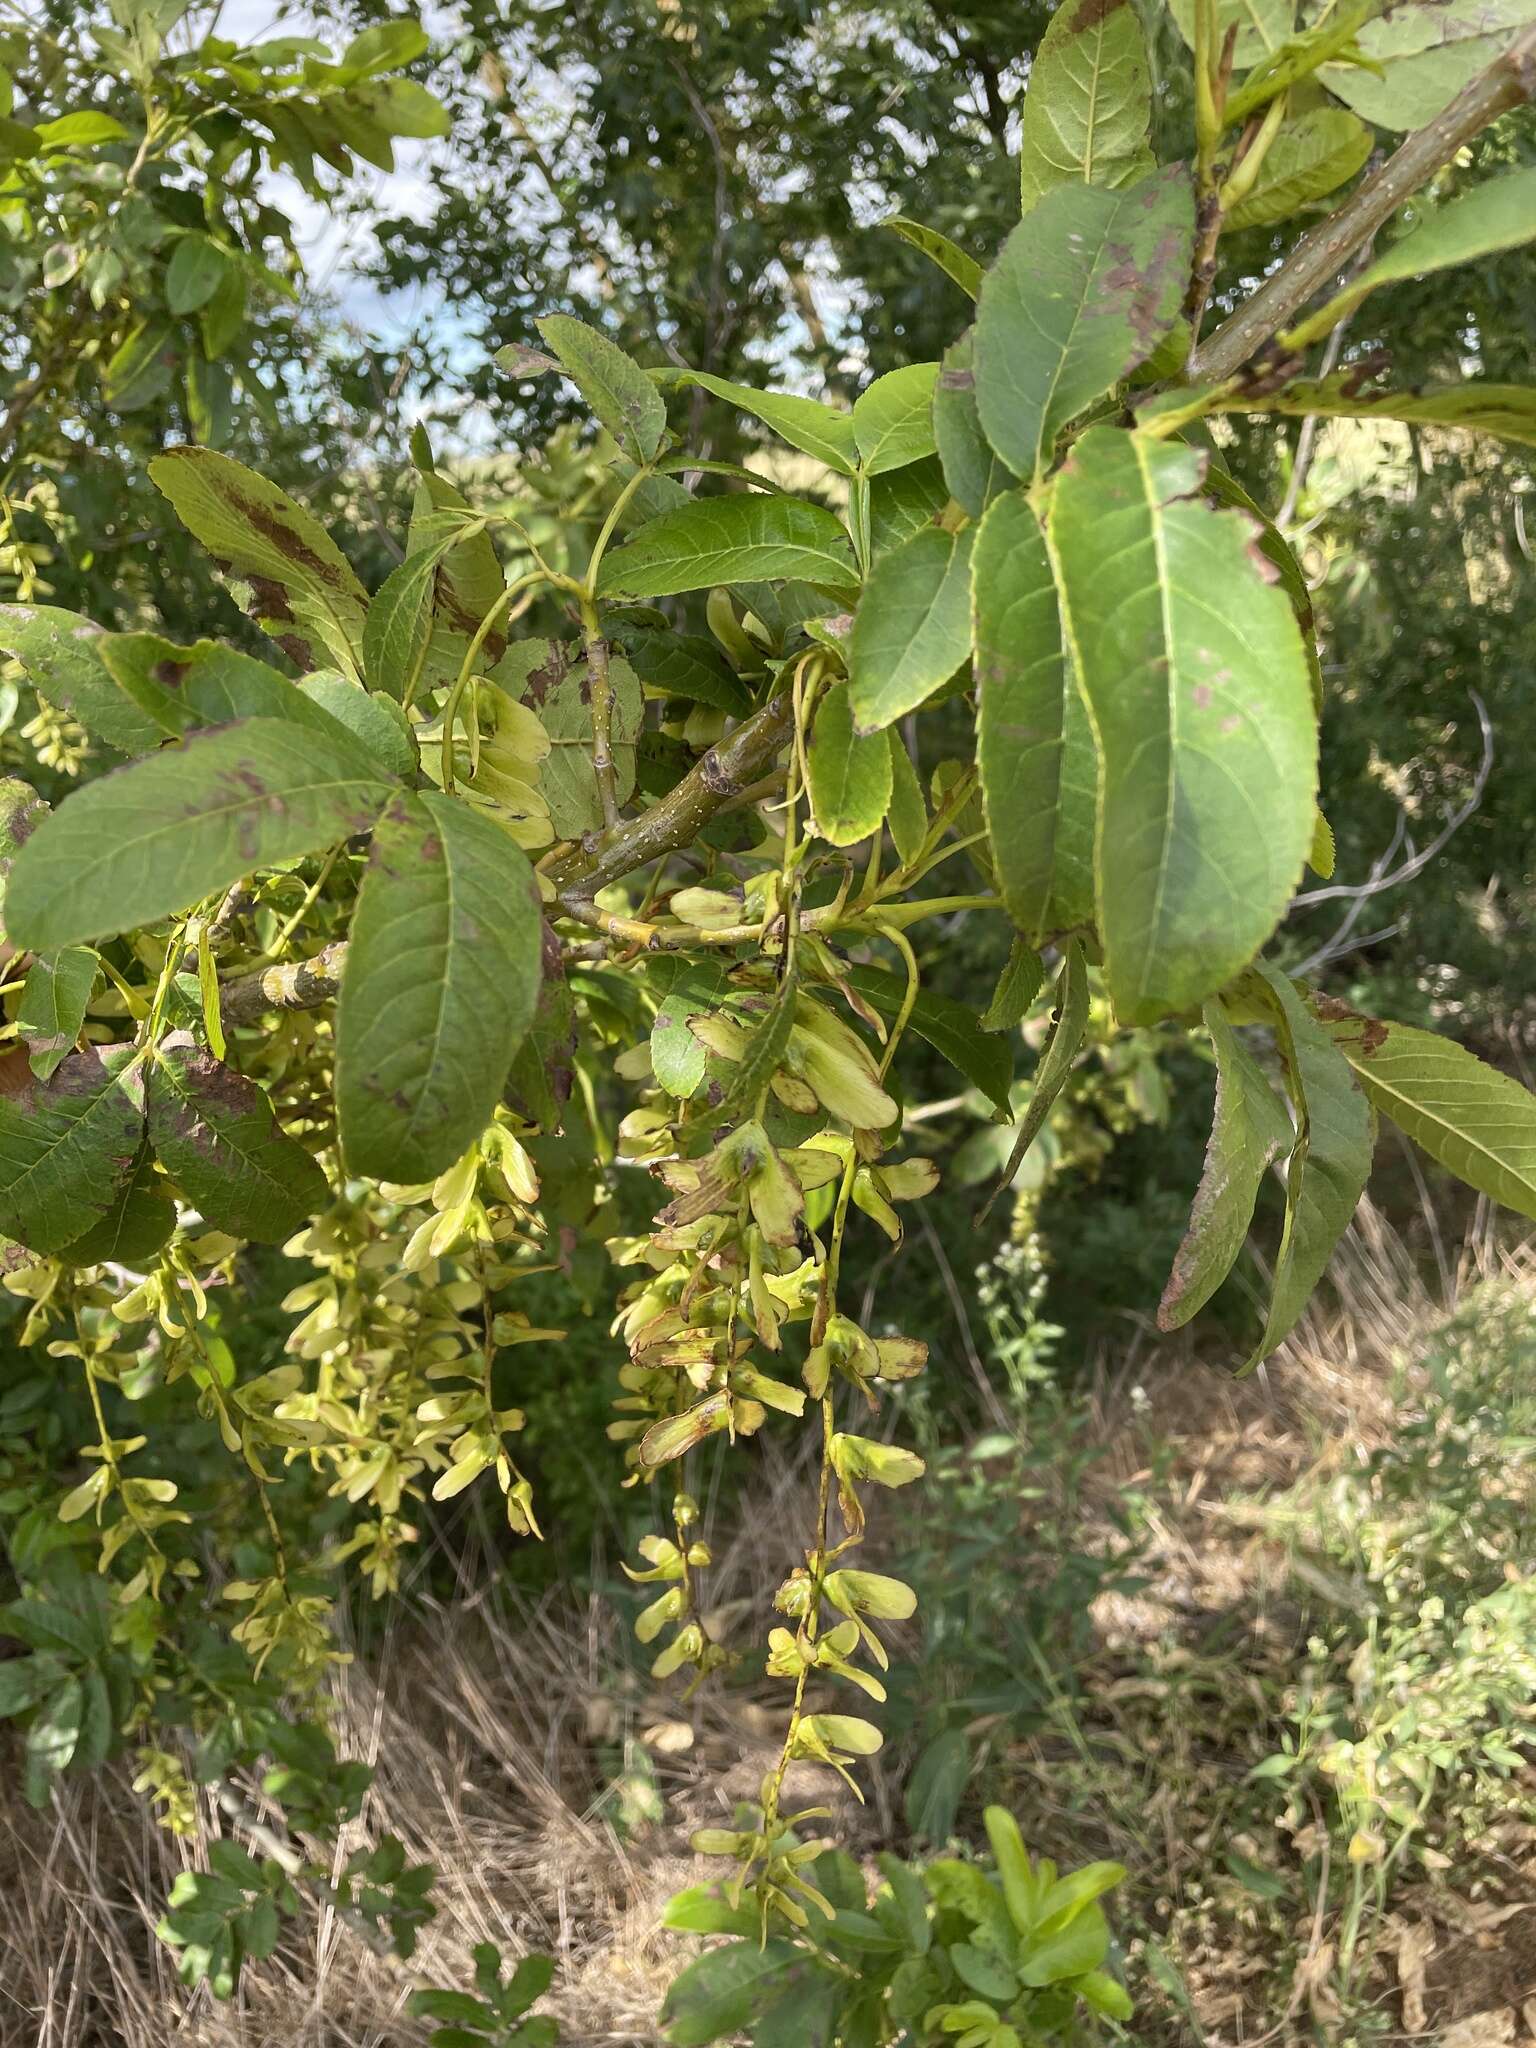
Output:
972,489,1096,941
1158,1003,1293,1329
61,1145,176,1266
661,1938,802,2047
611,625,752,716
0,1048,143,1254
18,947,96,1079
981,937,1046,1033
1049,430,1316,1024
1243,966,1373,1369
537,656,642,836
974,169,1195,483
882,216,982,297
846,964,1014,1115
4,718,392,951
336,792,544,1182
984,939,1090,1209
933,332,1010,519
148,1036,329,1243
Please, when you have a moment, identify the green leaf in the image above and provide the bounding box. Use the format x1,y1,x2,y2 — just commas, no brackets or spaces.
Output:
1158,1004,1293,1330
150,448,370,678
1243,966,1373,1370
984,1804,1037,1932
882,215,982,297
851,364,940,475
905,1728,971,1842
984,939,1090,1206
661,1938,802,2047
97,633,372,744
0,604,169,756
670,372,857,473
537,656,643,836
1017,0,1155,214
336,792,544,1182
184,351,233,448
886,730,928,867
1168,0,1294,65
1228,376,1536,450
808,681,893,846
933,332,1009,518
165,234,232,315
0,1048,143,1254
0,777,46,942
1312,996,1536,1218
1321,0,1536,130
4,718,392,951
350,77,449,139
982,936,1046,1032
18,947,97,1080
536,314,666,466
972,489,1096,941
1286,167,1536,349
1049,430,1316,1023
297,673,417,779
0,1657,59,1719
661,1886,761,1936
363,545,441,701
1223,108,1371,230
611,626,752,716
974,169,1195,483
846,526,973,734
61,1144,176,1266
1018,1901,1111,1984
35,111,130,147
597,497,857,599
26,1677,83,1781
103,319,174,411
148,1036,329,1244
846,964,1014,1116
1201,458,1323,713
868,457,950,562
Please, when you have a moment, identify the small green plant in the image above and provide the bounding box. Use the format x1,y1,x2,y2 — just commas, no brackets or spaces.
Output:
409,1944,559,2047
662,1804,1130,2045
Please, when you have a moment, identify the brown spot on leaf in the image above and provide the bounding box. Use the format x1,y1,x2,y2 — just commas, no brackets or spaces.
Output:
1067,0,1125,27
154,658,191,688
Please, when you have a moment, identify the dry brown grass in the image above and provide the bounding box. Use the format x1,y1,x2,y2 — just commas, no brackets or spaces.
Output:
3,1196,1531,2048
